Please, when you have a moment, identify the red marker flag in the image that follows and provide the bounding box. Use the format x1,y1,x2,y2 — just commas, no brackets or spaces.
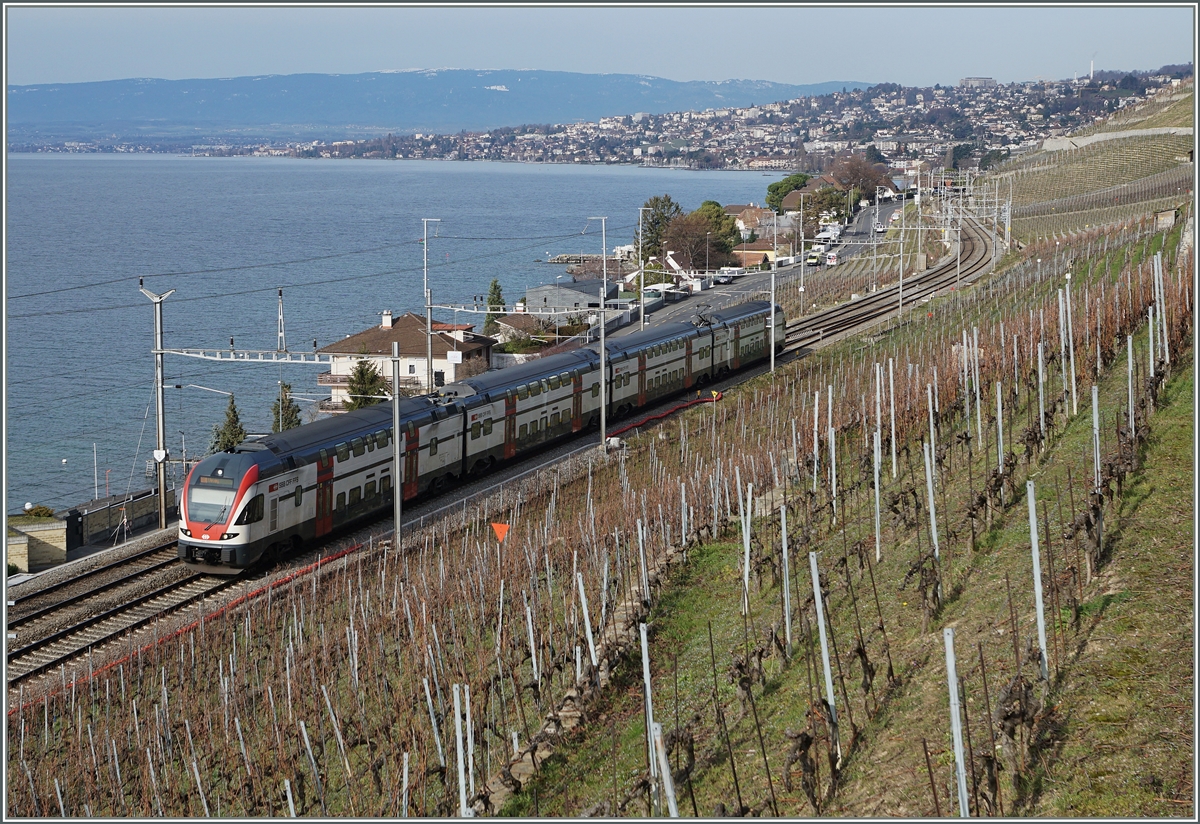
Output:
491,523,510,543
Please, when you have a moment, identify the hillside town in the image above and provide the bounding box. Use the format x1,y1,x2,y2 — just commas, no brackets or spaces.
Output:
19,68,1191,176
281,69,1190,172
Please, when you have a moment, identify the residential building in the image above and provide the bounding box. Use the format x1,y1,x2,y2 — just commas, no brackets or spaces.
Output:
316,310,493,407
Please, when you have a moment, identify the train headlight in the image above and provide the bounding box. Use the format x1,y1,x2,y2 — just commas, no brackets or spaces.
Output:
180,528,192,537
220,532,238,541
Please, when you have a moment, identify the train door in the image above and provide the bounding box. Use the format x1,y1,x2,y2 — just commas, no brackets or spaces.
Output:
637,352,647,407
684,338,694,389
732,324,742,370
571,374,583,432
504,391,517,458
404,422,420,500
315,448,334,538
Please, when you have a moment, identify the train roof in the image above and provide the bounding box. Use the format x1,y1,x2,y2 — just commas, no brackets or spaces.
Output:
600,321,701,358
704,300,774,325
243,395,442,457
440,348,598,401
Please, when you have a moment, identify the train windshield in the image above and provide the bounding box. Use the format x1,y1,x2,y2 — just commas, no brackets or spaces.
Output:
186,452,256,524
188,481,235,524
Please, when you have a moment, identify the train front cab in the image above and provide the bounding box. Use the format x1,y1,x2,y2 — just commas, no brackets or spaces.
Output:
178,450,265,569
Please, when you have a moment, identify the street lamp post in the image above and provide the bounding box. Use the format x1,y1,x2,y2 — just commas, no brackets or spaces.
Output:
423,218,441,392
140,280,175,530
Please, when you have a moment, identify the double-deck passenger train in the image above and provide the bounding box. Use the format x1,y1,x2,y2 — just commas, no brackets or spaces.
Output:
179,301,785,572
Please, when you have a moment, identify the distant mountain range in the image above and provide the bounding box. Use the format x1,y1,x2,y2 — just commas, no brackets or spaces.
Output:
6,69,873,143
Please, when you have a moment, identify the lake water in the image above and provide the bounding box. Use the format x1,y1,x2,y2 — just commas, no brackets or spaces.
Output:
6,155,779,512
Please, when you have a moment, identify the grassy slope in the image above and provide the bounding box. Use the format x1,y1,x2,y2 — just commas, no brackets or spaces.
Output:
1033,357,1194,815
499,345,1194,819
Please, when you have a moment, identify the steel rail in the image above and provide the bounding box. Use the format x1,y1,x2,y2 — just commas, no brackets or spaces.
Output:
6,550,180,631
6,575,235,684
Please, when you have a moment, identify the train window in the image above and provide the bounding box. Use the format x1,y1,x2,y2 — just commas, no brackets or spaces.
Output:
591,383,599,398
352,437,365,457
483,418,493,436
365,481,377,499
519,423,528,440
548,375,560,390
319,447,331,467
429,437,438,456
506,389,514,403
407,422,416,439
335,442,350,463
349,487,361,506
471,421,482,440
294,485,303,507
235,494,265,525
529,381,541,397
336,491,345,511
365,433,376,452
517,385,529,401
381,475,392,494
530,418,539,434
376,429,390,448
550,411,561,428
560,372,571,386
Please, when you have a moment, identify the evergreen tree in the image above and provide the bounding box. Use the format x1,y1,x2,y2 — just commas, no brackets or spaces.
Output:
636,194,683,261
271,382,303,432
211,394,247,453
345,359,388,411
485,278,505,330
765,173,811,212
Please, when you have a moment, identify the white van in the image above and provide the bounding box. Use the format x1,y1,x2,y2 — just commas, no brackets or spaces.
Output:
825,251,839,266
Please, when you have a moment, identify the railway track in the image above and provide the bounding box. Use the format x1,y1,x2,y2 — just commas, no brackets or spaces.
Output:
7,571,239,686
7,546,180,631
3,214,995,691
783,214,993,354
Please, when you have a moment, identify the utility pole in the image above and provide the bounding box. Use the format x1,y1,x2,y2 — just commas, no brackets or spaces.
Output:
768,210,778,373
770,265,777,374
899,190,905,321
423,218,441,392
639,207,649,331
599,288,607,453
391,341,403,549
139,280,175,530
589,215,608,305
277,288,287,433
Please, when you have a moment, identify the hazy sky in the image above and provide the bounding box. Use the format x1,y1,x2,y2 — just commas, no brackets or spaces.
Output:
5,4,1194,88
